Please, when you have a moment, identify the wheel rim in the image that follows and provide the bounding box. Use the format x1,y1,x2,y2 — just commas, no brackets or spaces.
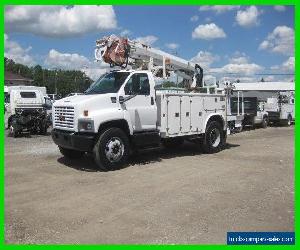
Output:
10,125,15,135
288,117,291,126
263,118,267,126
104,137,125,163
209,128,221,148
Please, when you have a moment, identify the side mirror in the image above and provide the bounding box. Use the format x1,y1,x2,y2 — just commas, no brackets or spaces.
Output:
119,96,125,104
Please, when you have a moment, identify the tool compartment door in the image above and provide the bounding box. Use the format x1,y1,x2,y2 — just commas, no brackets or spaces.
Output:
191,96,204,132
167,96,180,135
180,96,191,133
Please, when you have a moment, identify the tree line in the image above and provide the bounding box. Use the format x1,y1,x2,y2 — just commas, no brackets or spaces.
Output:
5,57,93,97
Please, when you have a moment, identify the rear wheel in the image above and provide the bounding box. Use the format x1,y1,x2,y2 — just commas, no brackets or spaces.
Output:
93,128,130,171
202,121,225,153
59,147,85,159
287,115,292,126
9,124,19,138
261,116,268,128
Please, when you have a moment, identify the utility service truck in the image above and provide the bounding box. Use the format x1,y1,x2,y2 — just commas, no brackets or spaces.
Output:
264,92,295,126
51,35,232,171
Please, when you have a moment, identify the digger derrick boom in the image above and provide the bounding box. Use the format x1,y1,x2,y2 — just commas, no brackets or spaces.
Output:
95,35,203,87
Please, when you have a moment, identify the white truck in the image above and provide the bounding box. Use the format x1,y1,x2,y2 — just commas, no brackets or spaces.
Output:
264,93,295,126
5,88,51,137
51,35,229,171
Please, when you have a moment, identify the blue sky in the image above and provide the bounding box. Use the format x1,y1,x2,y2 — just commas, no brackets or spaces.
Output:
4,5,295,81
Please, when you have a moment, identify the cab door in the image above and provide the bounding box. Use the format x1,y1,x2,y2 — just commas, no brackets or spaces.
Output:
120,73,157,131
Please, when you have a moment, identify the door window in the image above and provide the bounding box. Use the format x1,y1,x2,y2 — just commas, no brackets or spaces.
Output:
124,73,150,95
4,93,10,103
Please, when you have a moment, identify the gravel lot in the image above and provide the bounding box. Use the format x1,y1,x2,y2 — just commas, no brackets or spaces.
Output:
5,126,294,244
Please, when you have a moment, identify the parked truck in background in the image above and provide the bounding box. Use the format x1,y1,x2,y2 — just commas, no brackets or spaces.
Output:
231,97,269,129
5,87,51,137
51,35,230,171
264,93,295,126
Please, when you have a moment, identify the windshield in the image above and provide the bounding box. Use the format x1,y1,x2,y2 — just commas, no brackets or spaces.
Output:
85,72,130,95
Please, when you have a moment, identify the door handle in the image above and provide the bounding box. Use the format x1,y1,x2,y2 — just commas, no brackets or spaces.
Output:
151,97,154,105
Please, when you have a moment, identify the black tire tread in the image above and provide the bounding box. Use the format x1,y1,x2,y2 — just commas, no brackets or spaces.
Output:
93,127,130,171
202,121,225,154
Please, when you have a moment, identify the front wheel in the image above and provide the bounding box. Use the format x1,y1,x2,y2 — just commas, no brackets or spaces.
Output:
202,121,225,153
261,116,268,128
59,147,85,159
93,128,130,171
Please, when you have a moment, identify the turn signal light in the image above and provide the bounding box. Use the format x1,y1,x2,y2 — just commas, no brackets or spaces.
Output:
83,110,89,116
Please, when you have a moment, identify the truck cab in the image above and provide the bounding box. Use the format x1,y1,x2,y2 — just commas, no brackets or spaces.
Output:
52,70,227,171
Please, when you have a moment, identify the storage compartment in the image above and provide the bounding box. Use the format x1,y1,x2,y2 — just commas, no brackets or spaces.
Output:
166,96,180,135
180,96,191,133
191,96,203,132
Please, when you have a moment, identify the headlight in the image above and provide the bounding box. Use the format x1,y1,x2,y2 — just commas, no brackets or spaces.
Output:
78,119,94,132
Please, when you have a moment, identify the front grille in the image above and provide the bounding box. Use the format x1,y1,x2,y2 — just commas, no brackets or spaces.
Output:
54,106,75,130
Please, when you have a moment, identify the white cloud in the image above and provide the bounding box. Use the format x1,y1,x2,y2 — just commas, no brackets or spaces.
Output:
190,15,199,22
44,49,111,80
263,75,275,81
4,33,36,66
282,56,295,72
219,76,256,83
271,57,295,73
236,6,261,27
229,56,249,64
228,52,250,64
274,5,286,12
192,23,226,40
199,5,240,14
45,49,90,70
212,63,263,75
120,29,132,37
165,43,179,50
259,26,294,56
5,5,117,38
190,51,219,70
135,35,158,46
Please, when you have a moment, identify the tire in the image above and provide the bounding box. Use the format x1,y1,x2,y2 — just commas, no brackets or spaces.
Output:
261,116,268,128
162,137,184,149
59,146,85,159
9,124,18,138
39,124,48,135
93,128,130,171
287,115,292,126
202,121,225,154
